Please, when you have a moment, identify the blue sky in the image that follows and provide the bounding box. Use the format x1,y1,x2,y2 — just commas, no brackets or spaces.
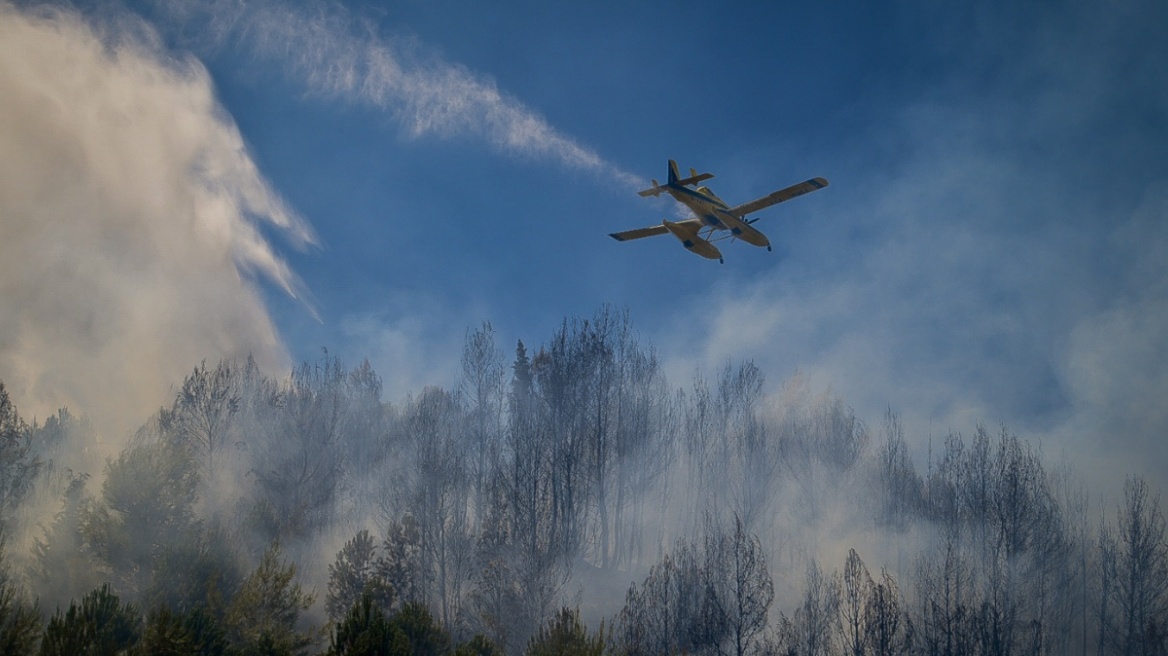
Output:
3,0,1167,494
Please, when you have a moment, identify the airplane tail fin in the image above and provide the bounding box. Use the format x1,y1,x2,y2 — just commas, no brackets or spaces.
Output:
669,160,714,187
637,160,715,197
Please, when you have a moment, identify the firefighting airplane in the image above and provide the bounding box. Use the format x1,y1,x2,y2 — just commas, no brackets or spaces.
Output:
610,160,828,263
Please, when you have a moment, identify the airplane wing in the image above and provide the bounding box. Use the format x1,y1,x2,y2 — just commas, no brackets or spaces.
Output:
729,177,829,217
609,225,669,241
610,218,702,241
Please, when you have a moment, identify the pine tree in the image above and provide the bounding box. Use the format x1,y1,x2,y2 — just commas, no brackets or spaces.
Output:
325,594,405,656
387,602,451,656
0,547,40,656
225,542,317,655
525,607,606,656
0,381,38,534
39,584,140,656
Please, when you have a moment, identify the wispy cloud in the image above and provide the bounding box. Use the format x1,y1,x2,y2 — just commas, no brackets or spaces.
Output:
0,2,314,437
153,0,643,188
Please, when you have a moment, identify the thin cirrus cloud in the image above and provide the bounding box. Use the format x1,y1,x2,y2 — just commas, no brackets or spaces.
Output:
153,0,644,188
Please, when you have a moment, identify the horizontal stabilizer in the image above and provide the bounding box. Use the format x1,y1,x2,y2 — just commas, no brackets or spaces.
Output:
730,177,829,217
637,172,714,197
673,172,714,187
638,160,715,197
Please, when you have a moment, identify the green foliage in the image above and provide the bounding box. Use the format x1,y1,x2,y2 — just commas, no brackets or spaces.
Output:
452,634,504,656
84,439,201,599
144,524,241,620
31,473,102,613
225,542,316,655
101,440,199,536
182,606,233,656
376,516,425,609
0,381,39,533
0,596,40,656
326,530,392,623
327,594,502,656
389,602,451,656
137,607,192,655
525,607,607,656
0,547,40,656
39,583,141,656
237,631,293,656
134,605,231,656
325,594,406,656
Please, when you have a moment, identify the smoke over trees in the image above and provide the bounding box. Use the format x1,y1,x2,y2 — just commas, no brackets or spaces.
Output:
0,306,1164,654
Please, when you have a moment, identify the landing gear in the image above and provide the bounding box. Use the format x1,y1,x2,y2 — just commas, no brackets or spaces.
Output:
719,257,724,264
767,245,772,252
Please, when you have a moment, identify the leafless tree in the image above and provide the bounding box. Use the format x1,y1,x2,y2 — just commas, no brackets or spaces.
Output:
837,548,873,656
915,537,974,656
864,567,912,655
707,515,775,656
458,322,506,533
167,359,240,515
249,358,349,542
791,560,839,656
875,409,922,531
398,386,475,631
1102,477,1168,656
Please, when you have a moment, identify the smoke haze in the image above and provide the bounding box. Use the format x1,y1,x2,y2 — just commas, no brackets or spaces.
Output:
660,0,1168,498
0,2,314,439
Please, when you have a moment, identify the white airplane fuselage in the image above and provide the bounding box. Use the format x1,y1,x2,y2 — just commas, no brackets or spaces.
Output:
664,185,771,249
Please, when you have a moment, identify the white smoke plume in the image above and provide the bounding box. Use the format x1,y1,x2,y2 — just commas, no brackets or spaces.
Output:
0,2,315,439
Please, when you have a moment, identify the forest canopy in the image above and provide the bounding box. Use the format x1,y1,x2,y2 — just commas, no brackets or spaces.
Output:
0,307,1165,655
